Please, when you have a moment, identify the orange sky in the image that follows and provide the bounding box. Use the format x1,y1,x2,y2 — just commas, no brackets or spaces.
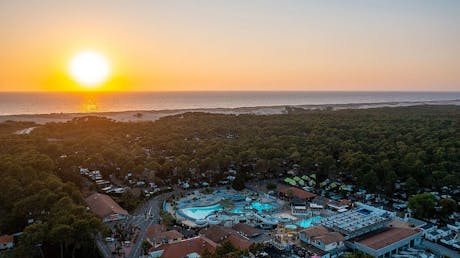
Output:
0,1,459,92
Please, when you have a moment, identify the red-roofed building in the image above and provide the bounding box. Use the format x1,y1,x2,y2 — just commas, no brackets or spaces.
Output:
227,234,252,250
0,235,14,250
149,236,217,258
199,225,252,251
145,224,184,247
232,223,262,238
349,227,423,257
85,193,128,222
299,226,345,257
278,187,317,201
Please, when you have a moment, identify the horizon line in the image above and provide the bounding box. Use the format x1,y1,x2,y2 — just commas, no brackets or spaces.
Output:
1,89,460,93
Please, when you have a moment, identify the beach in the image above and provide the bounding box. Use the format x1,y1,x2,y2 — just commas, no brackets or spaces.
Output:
2,99,459,125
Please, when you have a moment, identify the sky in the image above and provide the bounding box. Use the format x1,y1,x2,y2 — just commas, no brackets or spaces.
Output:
0,0,459,92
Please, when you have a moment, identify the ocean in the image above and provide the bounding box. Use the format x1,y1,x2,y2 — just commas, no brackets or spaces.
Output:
0,91,459,116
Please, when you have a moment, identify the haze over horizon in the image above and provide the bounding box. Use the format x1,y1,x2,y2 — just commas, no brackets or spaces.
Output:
1,0,459,92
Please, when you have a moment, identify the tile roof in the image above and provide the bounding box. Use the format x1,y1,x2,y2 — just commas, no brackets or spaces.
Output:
227,234,251,250
200,225,252,250
279,187,317,199
301,226,345,244
357,227,421,250
315,232,345,244
150,236,217,258
300,226,329,237
146,224,168,240
148,229,184,243
232,223,262,237
0,235,13,244
85,193,128,219
199,225,232,243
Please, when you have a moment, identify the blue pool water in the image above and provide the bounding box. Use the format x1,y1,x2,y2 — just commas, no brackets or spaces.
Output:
296,216,322,228
231,208,245,214
230,202,275,214
250,202,275,212
285,224,298,230
181,204,223,220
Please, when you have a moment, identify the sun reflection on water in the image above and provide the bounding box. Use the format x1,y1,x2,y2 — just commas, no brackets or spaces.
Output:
81,95,98,113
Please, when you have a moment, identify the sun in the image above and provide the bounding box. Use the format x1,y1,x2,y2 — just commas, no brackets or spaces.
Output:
69,51,110,88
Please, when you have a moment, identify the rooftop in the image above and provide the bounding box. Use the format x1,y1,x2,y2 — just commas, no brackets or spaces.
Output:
199,225,232,243
315,232,345,244
199,225,252,250
227,234,252,250
320,210,389,236
232,223,262,237
146,224,167,239
150,230,184,243
150,236,217,258
355,227,421,250
279,187,317,199
301,226,329,237
0,235,13,244
301,226,345,244
85,193,128,219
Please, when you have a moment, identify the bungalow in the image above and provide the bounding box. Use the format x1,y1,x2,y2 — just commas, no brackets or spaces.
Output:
0,235,14,250
299,226,345,258
85,193,129,222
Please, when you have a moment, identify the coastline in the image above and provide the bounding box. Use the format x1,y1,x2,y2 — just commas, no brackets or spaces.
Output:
1,99,459,124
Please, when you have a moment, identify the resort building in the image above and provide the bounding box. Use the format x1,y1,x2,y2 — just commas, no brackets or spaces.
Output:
148,236,217,258
0,235,14,250
232,223,262,239
146,224,184,248
278,187,317,203
320,210,390,240
299,226,345,258
85,193,129,222
199,225,252,250
276,222,300,246
347,227,423,258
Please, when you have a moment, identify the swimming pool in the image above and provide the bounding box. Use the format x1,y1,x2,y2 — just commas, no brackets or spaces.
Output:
180,203,223,220
230,202,275,214
250,202,275,212
231,208,245,214
296,216,322,228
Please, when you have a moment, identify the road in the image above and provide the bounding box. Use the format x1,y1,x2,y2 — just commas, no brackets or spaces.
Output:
127,195,164,258
96,237,112,258
97,192,172,258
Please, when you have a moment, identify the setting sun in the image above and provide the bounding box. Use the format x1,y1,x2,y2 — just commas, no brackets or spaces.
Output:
69,51,110,88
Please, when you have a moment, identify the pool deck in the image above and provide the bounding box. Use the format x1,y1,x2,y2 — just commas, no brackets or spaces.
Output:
169,187,286,227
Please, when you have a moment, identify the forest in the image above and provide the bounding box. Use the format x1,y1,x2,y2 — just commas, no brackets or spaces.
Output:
0,105,459,257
